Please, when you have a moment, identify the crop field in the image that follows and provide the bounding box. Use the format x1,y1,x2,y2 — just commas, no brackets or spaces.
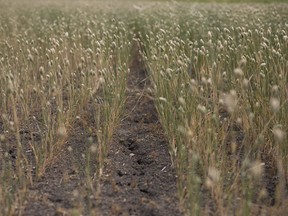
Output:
0,0,287,215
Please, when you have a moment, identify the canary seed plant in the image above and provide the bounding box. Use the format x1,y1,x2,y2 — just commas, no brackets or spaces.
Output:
0,2,131,215
137,3,288,215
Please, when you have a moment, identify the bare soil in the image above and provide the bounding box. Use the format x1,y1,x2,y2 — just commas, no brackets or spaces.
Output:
97,48,182,216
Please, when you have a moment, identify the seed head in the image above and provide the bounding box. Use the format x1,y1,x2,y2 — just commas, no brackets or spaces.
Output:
207,31,212,39
270,97,280,113
234,68,244,78
239,56,247,67
178,97,186,105
242,78,249,89
197,104,207,114
99,76,105,84
7,78,14,94
248,161,265,179
57,124,67,137
222,90,237,113
67,146,73,152
28,54,33,62
90,144,97,153
273,126,285,143
0,134,5,142
206,167,220,189
271,85,279,96
39,66,44,75
159,97,167,103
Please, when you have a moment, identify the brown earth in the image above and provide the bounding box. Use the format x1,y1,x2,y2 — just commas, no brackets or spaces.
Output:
96,48,182,216
18,47,182,215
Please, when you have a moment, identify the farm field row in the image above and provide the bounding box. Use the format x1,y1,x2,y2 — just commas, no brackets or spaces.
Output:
0,1,287,215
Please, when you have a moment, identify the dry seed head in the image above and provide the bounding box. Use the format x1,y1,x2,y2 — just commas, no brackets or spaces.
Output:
207,78,212,85
271,85,279,96
86,48,93,55
209,167,220,182
248,161,265,179
99,76,105,84
270,97,280,113
0,134,5,142
178,97,186,105
87,136,93,143
164,54,168,61
206,167,220,188
177,59,183,66
39,66,45,74
222,90,237,113
3,151,10,159
205,178,213,189
259,188,268,199
231,141,237,154
67,146,73,152
90,144,97,153
234,68,244,78
159,97,167,103
259,71,266,78
207,31,212,39
236,117,242,125
240,56,247,67
207,39,213,47
272,126,285,143
9,121,14,127
28,54,33,62
201,77,207,85
197,104,207,114
242,78,249,89
57,124,67,137
7,78,14,93
260,62,266,67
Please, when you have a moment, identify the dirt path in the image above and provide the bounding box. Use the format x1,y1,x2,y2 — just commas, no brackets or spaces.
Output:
97,48,182,216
